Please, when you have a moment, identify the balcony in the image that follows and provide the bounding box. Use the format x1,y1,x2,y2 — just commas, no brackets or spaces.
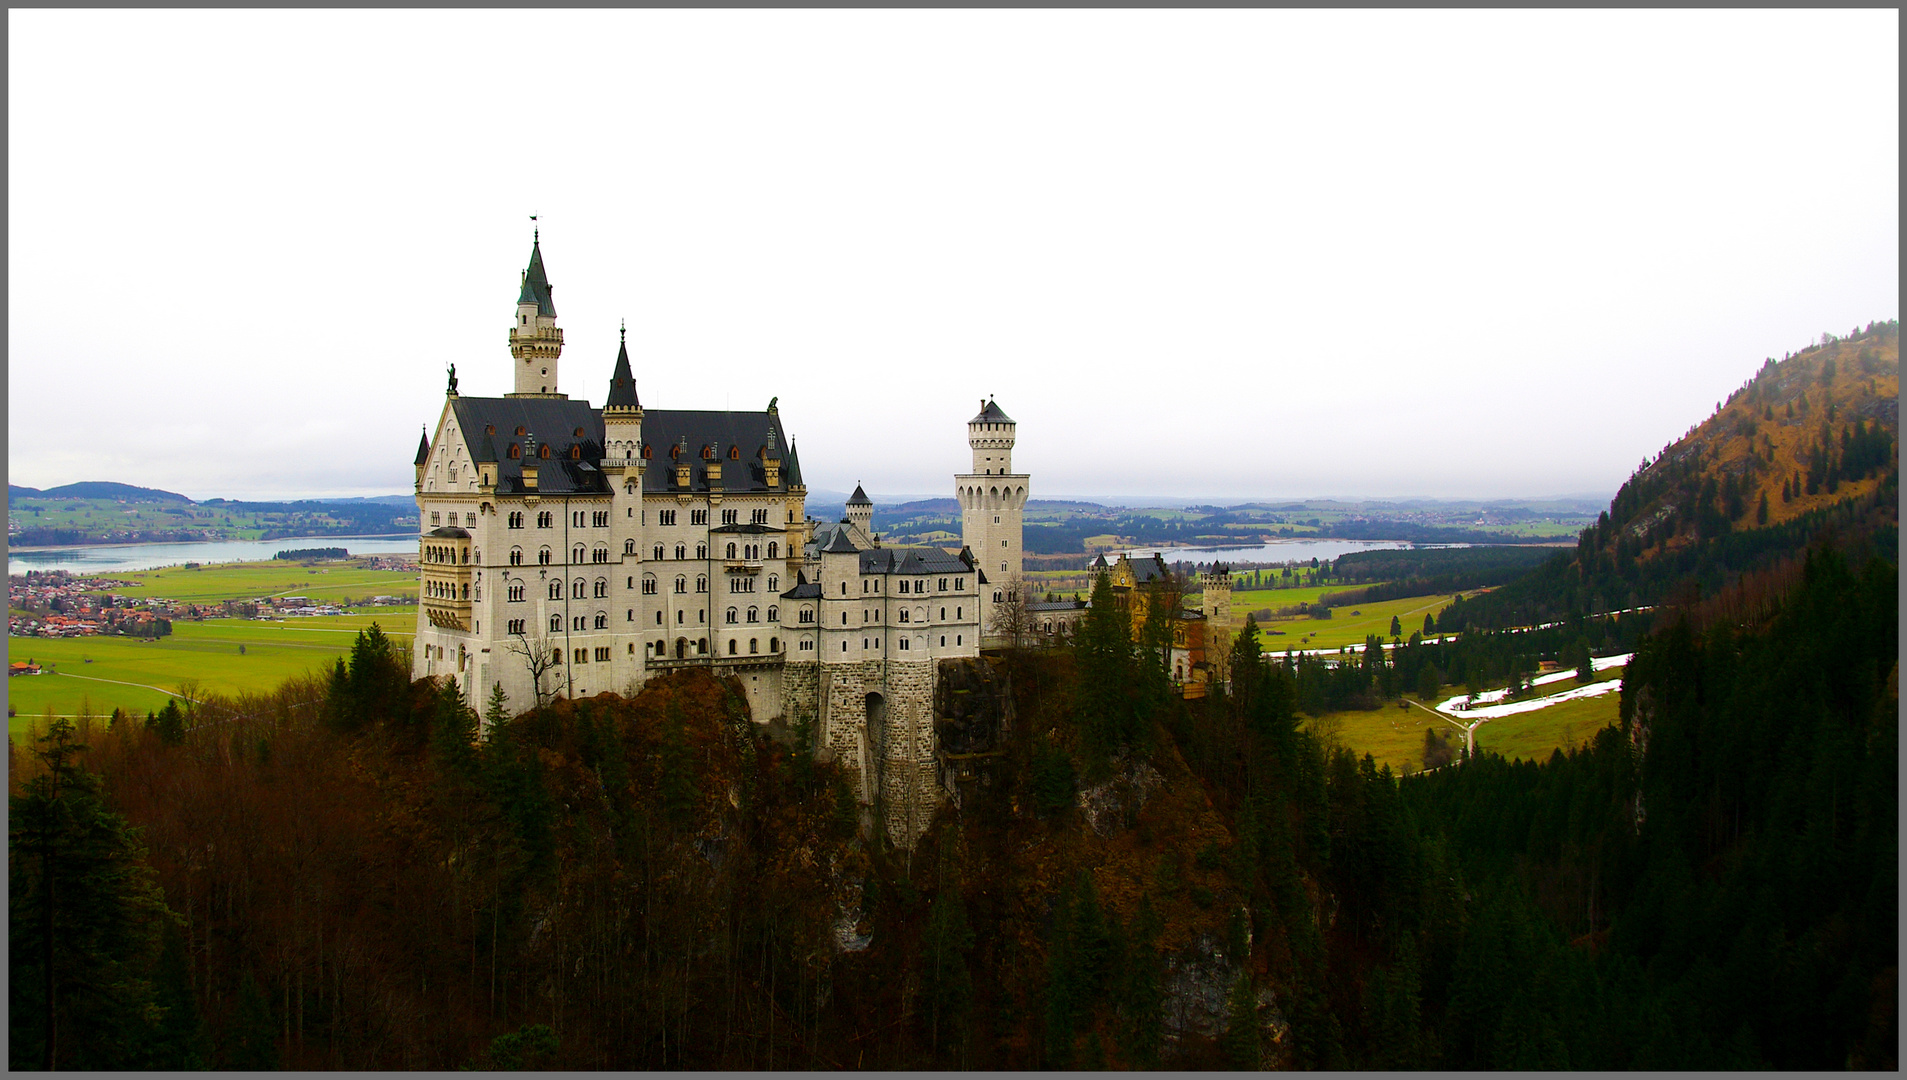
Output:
725,560,764,574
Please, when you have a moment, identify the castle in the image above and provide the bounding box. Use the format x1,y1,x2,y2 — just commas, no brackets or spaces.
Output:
412,235,1030,843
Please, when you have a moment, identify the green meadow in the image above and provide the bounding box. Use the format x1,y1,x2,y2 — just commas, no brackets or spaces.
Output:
1301,674,1623,775
61,559,417,605
7,611,416,736
1252,593,1461,653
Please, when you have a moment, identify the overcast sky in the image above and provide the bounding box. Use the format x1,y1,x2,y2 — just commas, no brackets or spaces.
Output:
9,10,1897,504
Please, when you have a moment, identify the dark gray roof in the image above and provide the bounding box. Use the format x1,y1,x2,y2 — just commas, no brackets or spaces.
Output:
847,484,872,506
781,581,822,600
448,397,611,496
784,440,803,487
1026,600,1087,613
1089,554,1109,569
425,525,471,538
1123,553,1172,585
634,410,790,495
858,546,971,576
518,239,556,316
474,430,499,463
605,331,640,410
970,398,1013,424
415,429,431,465
821,529,860,554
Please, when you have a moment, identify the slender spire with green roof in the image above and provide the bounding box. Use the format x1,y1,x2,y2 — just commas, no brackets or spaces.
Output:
605,321,640,410
518,236,556,317
785,439,804,487
414,428,430,466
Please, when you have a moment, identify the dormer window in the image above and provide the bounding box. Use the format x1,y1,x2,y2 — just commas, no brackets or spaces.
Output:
516,426,527,436
570,445,581,460
508,443,522,459
574,427,586,438
485,424,496,435
643,444,653,459
670,443,680,460
539,444,552,459
728,445,740,460
702,445,715,460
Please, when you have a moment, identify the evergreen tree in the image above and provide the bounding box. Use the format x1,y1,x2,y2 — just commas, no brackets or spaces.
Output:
10,717,175,1070
1074,571,1136,765
147,698,185,746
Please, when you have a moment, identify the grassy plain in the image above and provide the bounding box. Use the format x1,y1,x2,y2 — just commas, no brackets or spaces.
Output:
1302,676,1623,775
67,560,416,605
1252,593,1461,653
7,612,415,736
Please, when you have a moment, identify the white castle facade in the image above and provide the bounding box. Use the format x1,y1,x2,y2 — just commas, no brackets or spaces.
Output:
411,236,1026,843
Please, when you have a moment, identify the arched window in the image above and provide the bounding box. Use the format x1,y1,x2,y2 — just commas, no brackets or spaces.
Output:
767,542,778,559
673,575,687,594
725,607,738,624
509,547,523,566
747,606,759,623
653,544,665,560
695,576,708,593
594,579,608,598
549,614,561,632
593,546,608,563
749,638,758,653
625,539,636,555
767,605,778,622
725,542,737,559
509,443,522,459
574,545,586,564
994,590,1003,603
674,543,686,560
642,445,653,459
695,543,707,559
767,575,779,591
769,637,779,652
729,445,740,460
594,612,608,629
642,575,657,595
548,580,562,600
539,443,552,459
728,639,738,655
573,579,586,599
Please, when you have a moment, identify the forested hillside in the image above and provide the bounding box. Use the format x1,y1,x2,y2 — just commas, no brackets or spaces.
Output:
1441,321,1897,631
11,540,1896,1069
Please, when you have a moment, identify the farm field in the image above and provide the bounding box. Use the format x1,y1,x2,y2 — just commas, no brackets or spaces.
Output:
49,559,417,605
7,612,416,736
1302,672,1623,775
1253,593,1461,652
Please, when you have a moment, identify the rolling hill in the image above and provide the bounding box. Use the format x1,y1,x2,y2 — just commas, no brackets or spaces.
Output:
1440,320,1898,631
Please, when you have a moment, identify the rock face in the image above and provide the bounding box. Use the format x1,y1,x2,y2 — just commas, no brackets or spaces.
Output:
933,657,1014,809
1075,758,1165,839
933,656,1012,756
1162,932,1239,1039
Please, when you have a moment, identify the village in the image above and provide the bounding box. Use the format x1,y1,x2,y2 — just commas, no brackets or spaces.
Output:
5,567,412,642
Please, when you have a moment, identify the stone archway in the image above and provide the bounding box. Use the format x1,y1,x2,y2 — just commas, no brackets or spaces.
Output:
675,637,688,660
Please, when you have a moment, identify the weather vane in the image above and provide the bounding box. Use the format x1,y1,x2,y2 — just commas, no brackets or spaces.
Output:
530,212,538,242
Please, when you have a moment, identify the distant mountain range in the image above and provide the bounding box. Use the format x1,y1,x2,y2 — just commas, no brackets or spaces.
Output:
9,481,194,503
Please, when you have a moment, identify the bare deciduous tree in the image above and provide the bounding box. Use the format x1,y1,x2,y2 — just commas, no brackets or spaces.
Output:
505,627,561,707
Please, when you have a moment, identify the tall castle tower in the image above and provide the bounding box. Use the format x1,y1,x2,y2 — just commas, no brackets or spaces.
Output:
507,232,565,397
955,398,1028,636
1200,562,1233,683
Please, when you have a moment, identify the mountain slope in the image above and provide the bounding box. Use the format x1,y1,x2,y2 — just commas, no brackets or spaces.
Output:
1441,320,1898,630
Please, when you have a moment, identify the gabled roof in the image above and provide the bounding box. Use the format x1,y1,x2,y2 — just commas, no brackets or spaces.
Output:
781,580,822,600
859,546,972,576
632,409,788,495
970,398,1013,424
518,239,556,317
821,528,860,554
414,429,430,466
605,330,640,410
448,397,611,496
473,431,500,463
847,484,872,506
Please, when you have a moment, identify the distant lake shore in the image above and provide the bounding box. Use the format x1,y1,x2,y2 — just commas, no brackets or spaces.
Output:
8,535,418,576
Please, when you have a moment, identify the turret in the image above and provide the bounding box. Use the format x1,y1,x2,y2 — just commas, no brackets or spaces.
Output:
602,323,643,460
1200,562,1234,684
413,428,430,490
968,398,1016,475
507,231,565,398
845,484,874,546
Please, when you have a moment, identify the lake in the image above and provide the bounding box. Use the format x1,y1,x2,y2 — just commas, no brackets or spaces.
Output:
1112,538,1485,567
7,534,419,576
